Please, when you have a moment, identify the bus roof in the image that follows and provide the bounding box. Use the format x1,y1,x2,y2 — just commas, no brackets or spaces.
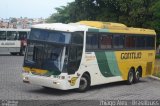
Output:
0,28,30,32
31,23,91,32
31,21,156,35
78,21,156,35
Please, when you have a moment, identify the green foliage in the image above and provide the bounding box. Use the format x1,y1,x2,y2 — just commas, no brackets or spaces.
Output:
156,55,160,59
46,0,160,43
153,71,160,78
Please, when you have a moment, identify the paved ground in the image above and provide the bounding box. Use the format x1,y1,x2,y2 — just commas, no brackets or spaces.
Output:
0,55,160,105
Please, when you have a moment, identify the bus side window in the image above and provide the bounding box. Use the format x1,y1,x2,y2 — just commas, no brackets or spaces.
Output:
6,31,18,40
113,34,125,49
18,32,27,40
67,46,83,74
71,32,83,44
125,35,136,49
135,36,145,49
146,36,155,49
86,33,98,50
99,34,112,49
0,31,6,40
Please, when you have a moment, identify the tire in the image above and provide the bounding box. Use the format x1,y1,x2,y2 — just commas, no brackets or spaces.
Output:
77,74,90,92
19,50,24,56
127,69,134,85
134,69,141,83
19,47,25,56
10,52,18,55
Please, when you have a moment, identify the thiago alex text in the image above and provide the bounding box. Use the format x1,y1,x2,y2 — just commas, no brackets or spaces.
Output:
99,100,159,106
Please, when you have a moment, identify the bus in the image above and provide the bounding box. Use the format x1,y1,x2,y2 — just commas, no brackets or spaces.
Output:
22,21,156,92
0,28,30,55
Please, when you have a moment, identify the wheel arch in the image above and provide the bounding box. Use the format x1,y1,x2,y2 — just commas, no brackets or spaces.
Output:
129,66,136,78
137,66,143,77
130,67,136,73
81,71,91,84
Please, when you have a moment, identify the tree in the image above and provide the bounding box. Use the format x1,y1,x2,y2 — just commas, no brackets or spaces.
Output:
46,0,160,45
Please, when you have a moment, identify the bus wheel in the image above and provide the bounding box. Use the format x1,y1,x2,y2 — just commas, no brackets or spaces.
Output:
134,68,141,83
127,69,134,85
10,52,18,55
19,48,25,56
77,74,90,92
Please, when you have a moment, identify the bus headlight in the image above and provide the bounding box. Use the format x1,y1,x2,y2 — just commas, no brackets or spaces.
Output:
23,76,29,80
53,81,60,85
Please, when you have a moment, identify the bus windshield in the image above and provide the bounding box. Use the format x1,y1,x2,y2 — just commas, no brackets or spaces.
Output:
29,29,71,44
24,42,67,75
24,29,84,76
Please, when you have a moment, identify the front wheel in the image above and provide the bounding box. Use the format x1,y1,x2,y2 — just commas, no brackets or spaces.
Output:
77,74,90,92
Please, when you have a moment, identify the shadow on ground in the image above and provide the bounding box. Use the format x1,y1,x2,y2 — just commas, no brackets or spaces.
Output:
27,79,148,96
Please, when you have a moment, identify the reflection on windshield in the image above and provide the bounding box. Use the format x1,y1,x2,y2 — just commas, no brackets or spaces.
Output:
24,42,66,74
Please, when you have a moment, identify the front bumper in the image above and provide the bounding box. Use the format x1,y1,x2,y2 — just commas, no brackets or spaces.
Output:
22,73,72,90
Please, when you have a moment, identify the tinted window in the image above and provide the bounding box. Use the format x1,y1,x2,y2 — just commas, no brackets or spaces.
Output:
146,36,155,49
71,32,83,44
86,33,98,50
48,32,70,43
7,31,18,40
125,36,135,48
30,29,48,41
113,35,124,49
99,34,112,49
136,36,145,48
18,32,28,40
29,29,71,44
0,31,6,40
68,46,83,74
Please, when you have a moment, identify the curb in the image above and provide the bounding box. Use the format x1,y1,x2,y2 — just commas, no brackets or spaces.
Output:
149,75,160,81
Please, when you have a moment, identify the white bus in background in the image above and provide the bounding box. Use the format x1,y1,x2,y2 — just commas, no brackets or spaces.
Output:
0,28,30,55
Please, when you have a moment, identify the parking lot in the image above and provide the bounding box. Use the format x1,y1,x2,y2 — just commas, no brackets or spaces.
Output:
0,55,160,105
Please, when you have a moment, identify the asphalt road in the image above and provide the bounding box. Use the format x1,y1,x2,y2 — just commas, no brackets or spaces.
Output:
0,55,160,105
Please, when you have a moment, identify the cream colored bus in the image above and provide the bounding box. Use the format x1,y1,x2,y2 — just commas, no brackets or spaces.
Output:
22,21,156,92
0,28,30,55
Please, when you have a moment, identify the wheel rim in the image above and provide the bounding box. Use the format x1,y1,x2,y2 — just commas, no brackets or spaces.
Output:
79,77,88,90
129,71,133,83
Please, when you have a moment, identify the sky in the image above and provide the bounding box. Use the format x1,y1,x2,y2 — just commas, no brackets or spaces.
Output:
0,0,74,19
